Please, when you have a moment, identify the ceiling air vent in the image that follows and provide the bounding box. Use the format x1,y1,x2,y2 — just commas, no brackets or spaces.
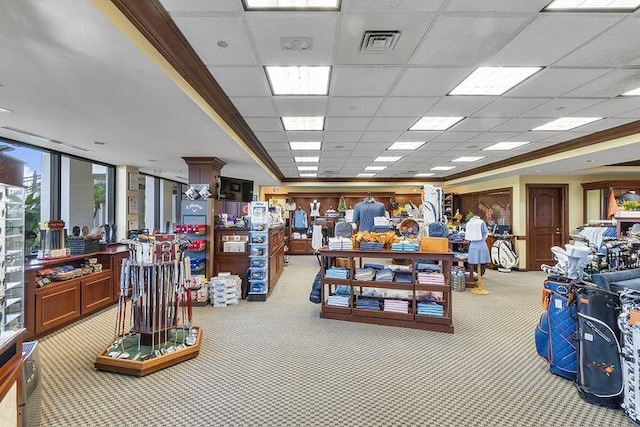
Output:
360,31,401,54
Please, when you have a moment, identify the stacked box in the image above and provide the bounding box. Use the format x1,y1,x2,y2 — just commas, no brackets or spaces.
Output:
209,274,242,307
190,275,208,304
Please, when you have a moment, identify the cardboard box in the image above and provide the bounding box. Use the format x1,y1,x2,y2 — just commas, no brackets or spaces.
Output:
223,241,246,253
420,237,449,253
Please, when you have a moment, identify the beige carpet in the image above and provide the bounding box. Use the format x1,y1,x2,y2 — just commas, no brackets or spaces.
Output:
38,256,630,426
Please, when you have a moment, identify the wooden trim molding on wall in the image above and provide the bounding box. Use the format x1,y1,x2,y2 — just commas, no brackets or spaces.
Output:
108,0,284,181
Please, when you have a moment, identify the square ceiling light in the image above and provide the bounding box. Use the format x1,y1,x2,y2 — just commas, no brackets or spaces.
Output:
410,117,464,131
282,116,324,131
265,66,331,95
374,156,402,162
244,0,340,10
532,117,602,131
297,165,318,171
483,141,530,151
545,0,640,10
299,173,318,177
452,156,485,162
387,141,426,150
431,166,456,171
365,165,387,171
450,67,542,96
622,87,640,96
357,173,376,178
289,141,321,150
294,156,319,162
414,173,435,177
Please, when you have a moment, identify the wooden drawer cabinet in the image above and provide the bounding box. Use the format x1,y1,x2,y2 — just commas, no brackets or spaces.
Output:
35,280,81,335
82,272,113,315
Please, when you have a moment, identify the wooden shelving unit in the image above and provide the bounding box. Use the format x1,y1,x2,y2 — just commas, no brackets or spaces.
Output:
318,248,454,333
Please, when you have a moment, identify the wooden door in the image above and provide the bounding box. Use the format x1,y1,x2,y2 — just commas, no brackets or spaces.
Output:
527,185,567,271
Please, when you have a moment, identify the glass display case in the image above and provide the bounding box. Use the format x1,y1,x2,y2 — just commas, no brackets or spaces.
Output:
0,183,25,348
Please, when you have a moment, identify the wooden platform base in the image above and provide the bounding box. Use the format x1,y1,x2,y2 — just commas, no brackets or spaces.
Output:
94,326,202,377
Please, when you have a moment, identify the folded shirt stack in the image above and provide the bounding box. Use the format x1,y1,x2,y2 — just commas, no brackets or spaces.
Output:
355,268,376,281
359,242,385,251
328,237,353,250
326,295,350,307
384,299,409,313
355,297,381,311
418,292,443,303
417,302,444,317
372,226,392,233
325,267,349,280
363,263,385,270
417,272,445,285
416,262,441,273
361,288,384,297
394,271,413,284
388,264,412,272
391,241,419,252
375,269,394,282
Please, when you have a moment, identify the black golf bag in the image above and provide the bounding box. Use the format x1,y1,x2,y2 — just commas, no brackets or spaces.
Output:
618,289,640,424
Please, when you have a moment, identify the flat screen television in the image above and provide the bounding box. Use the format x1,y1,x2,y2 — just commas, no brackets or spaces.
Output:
218,176,253,202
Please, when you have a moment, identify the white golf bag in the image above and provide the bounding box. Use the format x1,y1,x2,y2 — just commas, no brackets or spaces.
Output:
422,184,443,224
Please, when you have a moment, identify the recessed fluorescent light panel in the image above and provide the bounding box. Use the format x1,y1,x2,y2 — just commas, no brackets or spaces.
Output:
282,116,324,131
545,0,640,10
450,67,542,96
289,141,321,150
299,173,318,177
452,156,485,162
532,117,602,131
387,141,426,150
294,156,319,163
374,156,402,162
430,166,456,171
244,0,340,10
483,141,530,151
623,87,640,96
365,166,387,171
410,117,464,131
265,66,330,95
414,173,435,177
357,173,376,178
297,165,318,171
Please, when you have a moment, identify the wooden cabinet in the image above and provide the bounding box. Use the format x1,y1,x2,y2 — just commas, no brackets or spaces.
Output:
289,238,313,254
213,228,250,278
81,271,113,315
268,226,285,292
35,280,81,335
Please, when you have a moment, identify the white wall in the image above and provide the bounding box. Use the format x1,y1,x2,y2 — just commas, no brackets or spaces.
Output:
61,157,95,232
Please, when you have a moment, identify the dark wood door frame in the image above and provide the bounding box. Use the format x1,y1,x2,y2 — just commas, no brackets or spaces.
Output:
525,184,569,271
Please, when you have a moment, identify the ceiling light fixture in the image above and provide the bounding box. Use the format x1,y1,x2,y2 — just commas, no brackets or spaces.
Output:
297,165,318,171
289,141,321,150
357,173,376,178
483,141,530,151
365,165,387,171
94,141,106,146
387,141,426,150
1,126,50,142
294,156,319,162
410,116,464,131
532,117,602,131
450,66,542,96
282,116,324,131
374,156,402,162
545,0,640,10
299,173,318,177
622,87,640,96
265,66,331,95
452,156,485,162
414,173,435,177
430,166,456,171
0,107,12,113
245,0,340,10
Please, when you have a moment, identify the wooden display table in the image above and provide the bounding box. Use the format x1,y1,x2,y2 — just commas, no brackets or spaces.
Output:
319,248,454,333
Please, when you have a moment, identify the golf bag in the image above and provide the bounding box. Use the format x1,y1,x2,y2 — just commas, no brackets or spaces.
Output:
491,238,518,271
535,279,577,380
428,222,449,238
422,185,443,223
574,283,623,408
618,290,640,424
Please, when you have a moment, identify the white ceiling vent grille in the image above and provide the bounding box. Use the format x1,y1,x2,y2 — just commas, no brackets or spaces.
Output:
360,31,401,54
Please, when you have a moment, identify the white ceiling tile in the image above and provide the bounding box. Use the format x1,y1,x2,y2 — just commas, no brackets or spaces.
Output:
556,17,640,67
469,132,520,143
337,13,436,65
410,15,530,66
360,131,404,142
573,98,640,118
245,117,283,132
343,0,445,12
323,131,363,142
159,0,243,13
244,12,338,65
567,118,637,134
376,97,440,117
367,117,417,131
451,117,510,132
328,97,384,117
399,130,444,140
490,15,624,66
322,150,353,158
208,66,271,97
325,117,371,131
509,131,562,142
392,67,473,96
331,67,403,96
323,141,358,149
446,0,549,12
507,68,612,97
173,16,257,66
261,142,290,151
621,107,640,119
490,118,550,132
473,98,550,117
285,131,325,141
354,142,393,152
423,142,469,151
254,131,286,142
231,97,277,117
564,69,640,98
540,131,591,144
273,97,328,116
426,96,496,116
521,98,605,118
433,131,480,142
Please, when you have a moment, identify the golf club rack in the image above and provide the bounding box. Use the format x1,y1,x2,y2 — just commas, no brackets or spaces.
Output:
94,234,202,376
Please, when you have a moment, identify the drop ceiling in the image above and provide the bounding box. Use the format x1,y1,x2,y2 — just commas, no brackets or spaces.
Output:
0,0,640,185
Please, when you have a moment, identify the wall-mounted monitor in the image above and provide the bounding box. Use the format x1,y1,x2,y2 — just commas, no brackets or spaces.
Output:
218,176,253,202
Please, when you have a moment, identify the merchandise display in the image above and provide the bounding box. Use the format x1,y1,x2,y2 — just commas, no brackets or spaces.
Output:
210,274,241,307
353,197,386,232
248,202,269,301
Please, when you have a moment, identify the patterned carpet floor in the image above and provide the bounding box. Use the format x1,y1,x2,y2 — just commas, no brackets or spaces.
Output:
38,256,631,426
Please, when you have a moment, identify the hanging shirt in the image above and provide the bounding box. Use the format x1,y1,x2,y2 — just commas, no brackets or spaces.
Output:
310,202,321,217
293,209,307,229
345,209,354,222
353,200,386,232
465,217,486,242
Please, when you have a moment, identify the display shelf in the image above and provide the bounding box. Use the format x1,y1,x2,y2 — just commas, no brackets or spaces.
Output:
319,248,453,333
248,202,269,301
